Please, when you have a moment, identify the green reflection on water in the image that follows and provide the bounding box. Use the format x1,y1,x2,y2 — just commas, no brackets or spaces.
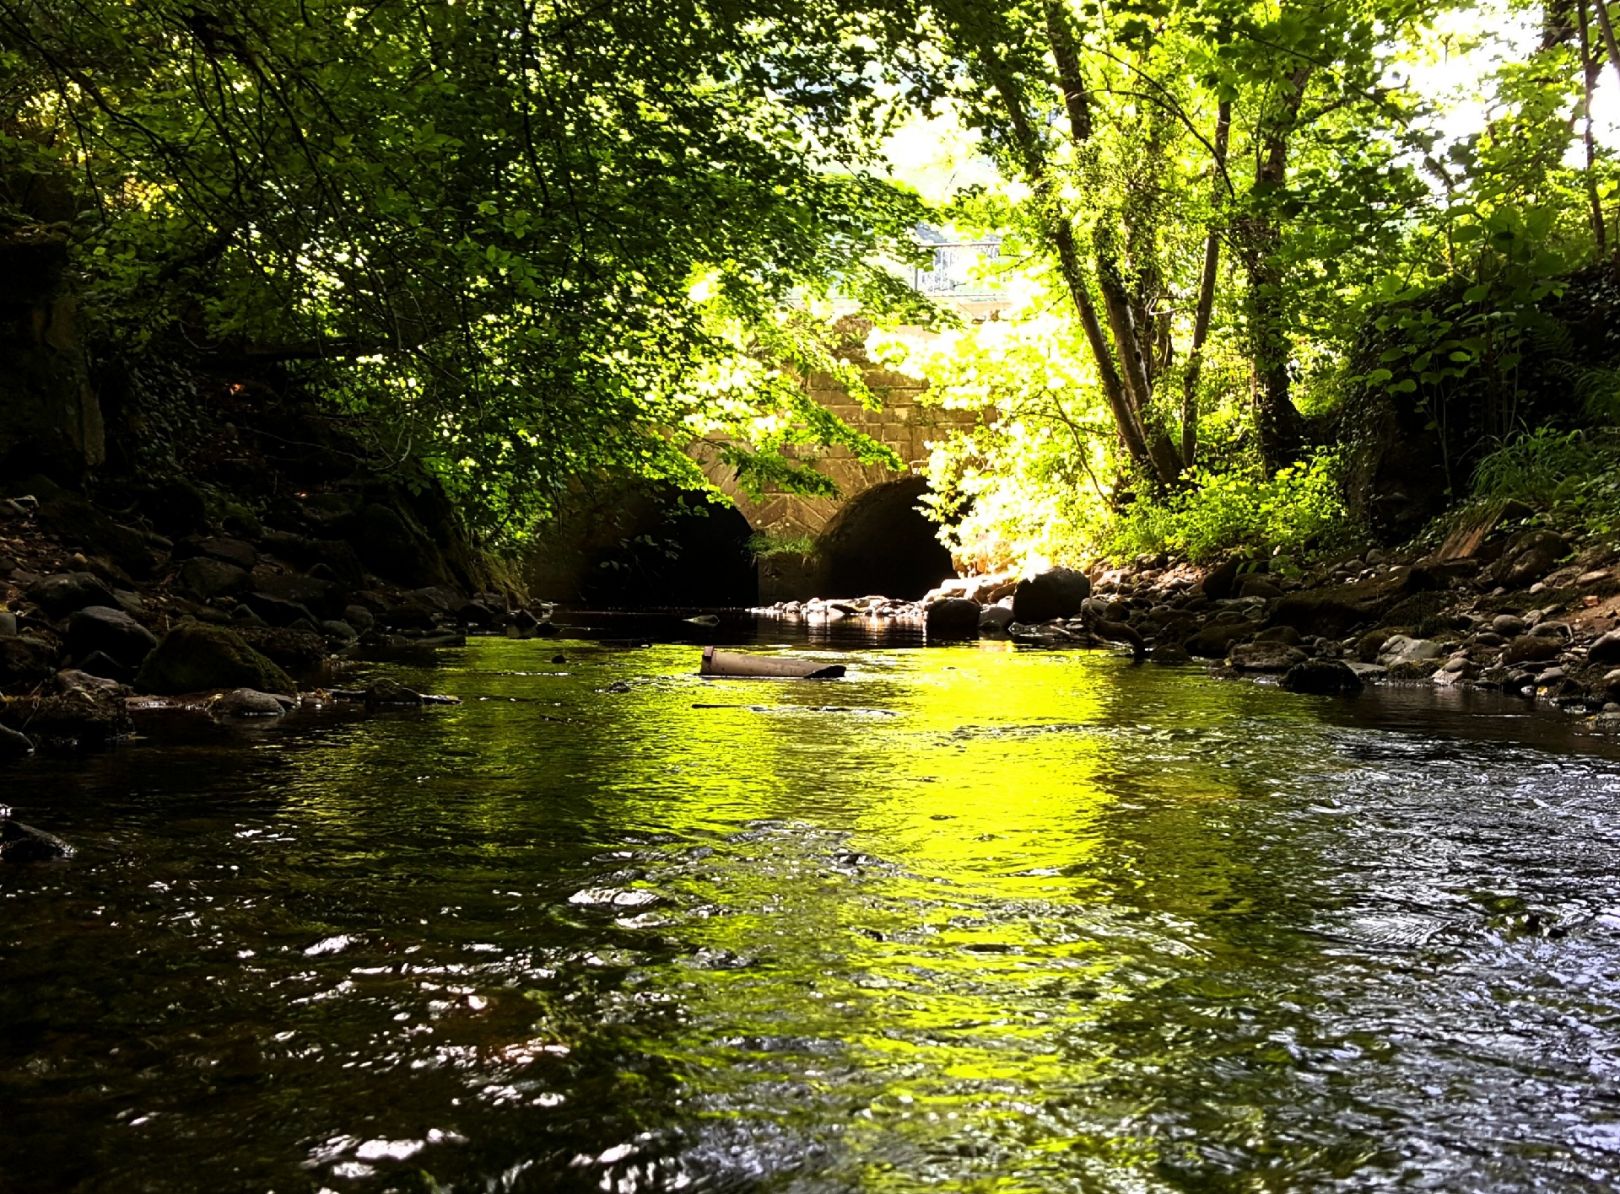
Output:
17,636,1604,1191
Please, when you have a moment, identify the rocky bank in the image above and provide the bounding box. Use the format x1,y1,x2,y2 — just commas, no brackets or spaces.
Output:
756,501,1620,725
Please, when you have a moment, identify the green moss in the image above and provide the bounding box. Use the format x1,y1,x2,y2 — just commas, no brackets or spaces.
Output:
134,621,295,695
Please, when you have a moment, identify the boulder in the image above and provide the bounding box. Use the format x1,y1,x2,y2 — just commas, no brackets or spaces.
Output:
1150,643,1192,665
925,597,981,641
0,722,33,760
241,591,319,629
55,669,126,695
0,817,73,862
1228,642,1308,673
1237,575,1282,600
1184,619,1259,659
26,571,114,618
1492,614,1528,636
134,622,295,695
176,557,249,600
0,635,59,689
65,605,157,669
1269,576,1403,637
1199,558,1242,600
234,627,327,675
1487,530,1570,589
1378,636,1443,666
176,535,259,570
1010,567,1092,624
1502,634,1563,665
978,603,1015,632
1588,630,1620,667
1281,659,1365,695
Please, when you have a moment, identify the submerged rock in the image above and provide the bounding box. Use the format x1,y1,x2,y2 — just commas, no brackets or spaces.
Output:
1281,659,1364,695
0,815,73,862
365,678,423,708
0,722,33,760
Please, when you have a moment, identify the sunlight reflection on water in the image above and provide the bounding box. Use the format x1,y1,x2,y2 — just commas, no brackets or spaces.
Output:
4,636,1620,1191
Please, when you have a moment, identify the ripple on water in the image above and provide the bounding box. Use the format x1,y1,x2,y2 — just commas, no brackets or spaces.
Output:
4,639,1620,1191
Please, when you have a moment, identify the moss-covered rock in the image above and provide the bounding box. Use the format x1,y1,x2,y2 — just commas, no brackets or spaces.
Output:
134,621,295,695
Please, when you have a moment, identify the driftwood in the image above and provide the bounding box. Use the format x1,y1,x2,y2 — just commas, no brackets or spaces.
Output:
699,647,845,680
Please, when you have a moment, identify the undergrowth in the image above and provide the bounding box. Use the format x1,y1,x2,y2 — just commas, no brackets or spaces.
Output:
1108,451,1352,564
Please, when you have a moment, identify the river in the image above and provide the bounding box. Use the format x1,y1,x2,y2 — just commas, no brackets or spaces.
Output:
5,630,1620,1192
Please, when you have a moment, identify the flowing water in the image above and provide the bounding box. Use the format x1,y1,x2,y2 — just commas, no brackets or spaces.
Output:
5,632,1620,1193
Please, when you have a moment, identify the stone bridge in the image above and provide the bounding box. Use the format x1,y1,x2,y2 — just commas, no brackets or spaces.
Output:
691,349,987,601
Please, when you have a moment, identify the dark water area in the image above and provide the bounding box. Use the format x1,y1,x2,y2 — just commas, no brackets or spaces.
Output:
5,629,1620,1192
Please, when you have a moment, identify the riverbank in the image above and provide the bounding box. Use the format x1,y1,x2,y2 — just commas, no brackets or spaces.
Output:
754,502,1620,724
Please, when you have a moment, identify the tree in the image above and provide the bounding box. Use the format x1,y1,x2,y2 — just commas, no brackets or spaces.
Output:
0,0,928,537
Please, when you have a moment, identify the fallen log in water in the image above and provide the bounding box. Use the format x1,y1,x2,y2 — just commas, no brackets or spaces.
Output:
699,647,846,679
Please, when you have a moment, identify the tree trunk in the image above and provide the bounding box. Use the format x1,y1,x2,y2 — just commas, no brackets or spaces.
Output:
1181,99,1230,469
1043,1,1184,488
1240,68,1310,475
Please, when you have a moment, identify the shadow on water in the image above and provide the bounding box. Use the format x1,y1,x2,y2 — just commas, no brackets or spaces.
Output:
4,635,1620,1191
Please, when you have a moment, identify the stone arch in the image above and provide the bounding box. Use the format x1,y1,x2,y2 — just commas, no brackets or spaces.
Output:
575,489,758,608
815,475,953,600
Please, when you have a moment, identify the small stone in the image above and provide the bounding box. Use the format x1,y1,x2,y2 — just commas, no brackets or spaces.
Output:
1492,614,1527,636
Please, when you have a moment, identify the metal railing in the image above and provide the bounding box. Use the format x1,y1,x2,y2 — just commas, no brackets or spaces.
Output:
911,240,1004,298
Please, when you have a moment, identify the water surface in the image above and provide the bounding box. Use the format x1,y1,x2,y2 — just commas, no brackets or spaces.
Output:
4,636,1620,1192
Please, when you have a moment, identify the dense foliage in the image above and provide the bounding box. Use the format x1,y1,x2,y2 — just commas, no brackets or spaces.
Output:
4,0,1618,563
1,0,926,537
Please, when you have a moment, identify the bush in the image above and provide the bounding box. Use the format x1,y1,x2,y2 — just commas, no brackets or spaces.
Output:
1110,452,1351,564
1471,428,1620,537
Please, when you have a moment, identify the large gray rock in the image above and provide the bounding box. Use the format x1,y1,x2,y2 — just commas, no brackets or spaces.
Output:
26,571,114,618
1588,630,1620,667
925,597,981,641
1378,635,1443,666
65,605,157,669
211,688,289,718
1011,567,1092,624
